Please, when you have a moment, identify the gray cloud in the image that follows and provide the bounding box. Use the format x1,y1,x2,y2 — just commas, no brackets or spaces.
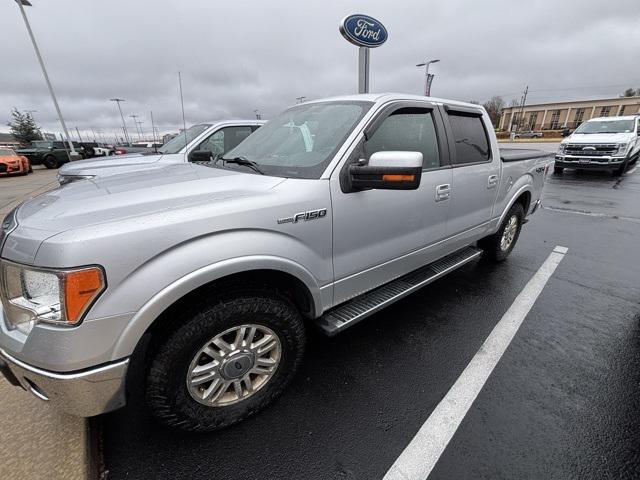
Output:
1,0,638,141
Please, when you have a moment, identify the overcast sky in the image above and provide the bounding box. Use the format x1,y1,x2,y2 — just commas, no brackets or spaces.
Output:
1,0,639,140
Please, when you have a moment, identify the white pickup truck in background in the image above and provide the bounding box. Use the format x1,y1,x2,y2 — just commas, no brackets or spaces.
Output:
555,116,640,175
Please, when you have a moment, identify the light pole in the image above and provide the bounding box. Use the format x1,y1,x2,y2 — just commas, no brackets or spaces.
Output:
416,59,440,96
110,98,131,145
129,115,142,140
14,0,78,157
136,120,144,140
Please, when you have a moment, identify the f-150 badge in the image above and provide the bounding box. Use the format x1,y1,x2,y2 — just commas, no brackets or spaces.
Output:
277,208,327,224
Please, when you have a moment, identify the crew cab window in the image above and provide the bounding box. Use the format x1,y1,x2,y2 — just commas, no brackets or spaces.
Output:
195,126,253,155
365,108,440,169
447,112,491,165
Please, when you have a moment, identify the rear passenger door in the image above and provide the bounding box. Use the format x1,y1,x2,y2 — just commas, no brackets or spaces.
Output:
441,105,499,244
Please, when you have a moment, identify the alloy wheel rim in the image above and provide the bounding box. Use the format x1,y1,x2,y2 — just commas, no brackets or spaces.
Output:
186,324,282,407
500,215,519,251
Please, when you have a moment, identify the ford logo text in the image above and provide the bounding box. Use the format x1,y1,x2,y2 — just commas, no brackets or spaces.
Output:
339,14,388,48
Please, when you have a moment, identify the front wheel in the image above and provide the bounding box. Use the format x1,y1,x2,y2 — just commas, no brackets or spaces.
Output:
479,203,524,262
613,162,627,176
146,293,306,432
43,155,59,169
553,166,564,175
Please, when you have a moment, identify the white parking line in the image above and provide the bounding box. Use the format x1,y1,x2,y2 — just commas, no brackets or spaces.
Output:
384,246,568,480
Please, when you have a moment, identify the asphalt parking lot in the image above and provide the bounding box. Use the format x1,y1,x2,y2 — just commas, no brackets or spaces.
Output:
99,144,640,480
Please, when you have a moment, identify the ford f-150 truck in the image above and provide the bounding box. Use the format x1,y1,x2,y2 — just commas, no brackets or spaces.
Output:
57,121,263,184
555,115,640,175
0,93,550,432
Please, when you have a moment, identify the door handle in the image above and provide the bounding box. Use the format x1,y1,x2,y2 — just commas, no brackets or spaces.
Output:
487,175,498,189
435,183,450,202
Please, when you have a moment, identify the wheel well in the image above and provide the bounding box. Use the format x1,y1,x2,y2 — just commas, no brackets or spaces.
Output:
127,269,316,393
514,191,531,215
146,269,314,339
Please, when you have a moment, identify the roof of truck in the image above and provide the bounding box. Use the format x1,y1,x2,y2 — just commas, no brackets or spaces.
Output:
302,93,484,110
587,115,639,122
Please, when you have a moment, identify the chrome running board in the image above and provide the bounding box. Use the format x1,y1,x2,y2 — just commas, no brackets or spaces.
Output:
315,246,482,336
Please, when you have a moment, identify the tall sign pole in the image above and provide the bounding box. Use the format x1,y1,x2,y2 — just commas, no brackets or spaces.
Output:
340,14,388,94
15,0,77,156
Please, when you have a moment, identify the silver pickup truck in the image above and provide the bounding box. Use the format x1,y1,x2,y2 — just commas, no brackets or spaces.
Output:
0,93,550,432
57,120,264,184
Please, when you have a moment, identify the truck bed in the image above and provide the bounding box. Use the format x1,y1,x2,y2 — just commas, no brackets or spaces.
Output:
500,148,552,162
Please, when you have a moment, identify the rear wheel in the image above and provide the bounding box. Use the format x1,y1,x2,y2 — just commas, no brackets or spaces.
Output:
43,155,59,169
146,292,306,432
479,203,524,262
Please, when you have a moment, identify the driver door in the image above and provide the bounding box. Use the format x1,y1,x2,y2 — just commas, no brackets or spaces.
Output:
330,103,452,306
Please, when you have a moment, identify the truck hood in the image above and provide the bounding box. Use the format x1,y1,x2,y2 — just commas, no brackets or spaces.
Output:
563,132,636,144
58,153,183,177
6,163,283,263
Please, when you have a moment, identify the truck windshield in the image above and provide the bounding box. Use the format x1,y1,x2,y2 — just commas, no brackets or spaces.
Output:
158,124,211,154
221,101,372,179
574,119,635,134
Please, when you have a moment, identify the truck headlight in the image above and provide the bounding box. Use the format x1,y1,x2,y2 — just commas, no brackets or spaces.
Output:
557,144,567,155
0,261,106,334
614,143,629,156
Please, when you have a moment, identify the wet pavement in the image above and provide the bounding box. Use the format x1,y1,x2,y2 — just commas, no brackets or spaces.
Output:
102,154,640,479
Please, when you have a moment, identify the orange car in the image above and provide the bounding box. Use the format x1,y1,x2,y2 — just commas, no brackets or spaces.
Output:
0,148,32,176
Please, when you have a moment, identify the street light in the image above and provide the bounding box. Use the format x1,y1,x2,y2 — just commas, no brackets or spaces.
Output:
416,59,440,96
13,0,78,157
110,98,131,145
129,114,141,140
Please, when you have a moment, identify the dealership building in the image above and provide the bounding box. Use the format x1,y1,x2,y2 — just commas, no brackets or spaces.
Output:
499,96,640,131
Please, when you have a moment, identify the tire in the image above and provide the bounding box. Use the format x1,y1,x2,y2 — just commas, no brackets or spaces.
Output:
553,166,564,175
146,292,306,432
479,203,524,262
43,155,59,169
84,147,95,157
613,162,627,176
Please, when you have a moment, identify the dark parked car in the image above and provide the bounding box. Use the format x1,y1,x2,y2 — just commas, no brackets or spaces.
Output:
15,141,85,169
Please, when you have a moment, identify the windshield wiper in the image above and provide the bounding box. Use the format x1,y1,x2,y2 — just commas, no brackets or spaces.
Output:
220,156,265,175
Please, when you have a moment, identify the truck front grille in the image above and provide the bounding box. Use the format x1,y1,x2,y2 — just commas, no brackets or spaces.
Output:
564,144,617,157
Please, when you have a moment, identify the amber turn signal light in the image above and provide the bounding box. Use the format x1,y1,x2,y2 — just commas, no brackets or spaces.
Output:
63,267,105,324
382,174,415,182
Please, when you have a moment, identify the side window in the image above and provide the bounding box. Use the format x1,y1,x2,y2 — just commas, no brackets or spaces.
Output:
195,126,254,155
447,113,491,165
53,141,65,149
364,108,440,169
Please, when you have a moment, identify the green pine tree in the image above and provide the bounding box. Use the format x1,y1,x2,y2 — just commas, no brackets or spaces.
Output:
7,108,42,145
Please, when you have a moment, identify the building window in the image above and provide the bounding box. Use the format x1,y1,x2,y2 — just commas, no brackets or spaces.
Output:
550,110,561,130
601,106,611,117
573,108,586,128
528,112,538,130
619,105,626,116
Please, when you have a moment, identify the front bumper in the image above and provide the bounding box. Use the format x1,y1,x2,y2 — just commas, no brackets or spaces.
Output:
555,156,624,170
0,347,128,417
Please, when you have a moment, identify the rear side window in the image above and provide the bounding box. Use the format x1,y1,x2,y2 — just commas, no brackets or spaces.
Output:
447,113,490,165
365,108,440,169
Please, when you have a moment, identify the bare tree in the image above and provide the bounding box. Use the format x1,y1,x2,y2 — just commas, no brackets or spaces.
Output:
483,96,505,127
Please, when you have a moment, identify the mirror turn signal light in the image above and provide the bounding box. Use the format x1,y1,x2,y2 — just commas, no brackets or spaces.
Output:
382,174,415,182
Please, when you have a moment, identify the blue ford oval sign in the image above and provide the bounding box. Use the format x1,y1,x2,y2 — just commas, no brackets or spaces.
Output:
340,14,388,48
